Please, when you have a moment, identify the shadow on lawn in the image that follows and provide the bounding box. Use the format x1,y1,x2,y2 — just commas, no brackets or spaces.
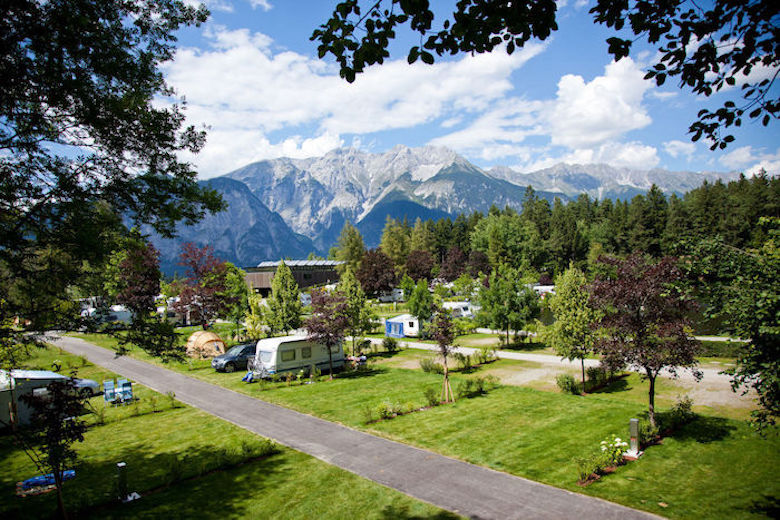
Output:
663,415,736,444
335,366,388,380
588,374,631,395
0,428,282,520
748,494,780,518
74,442,283,519
497,341,549,353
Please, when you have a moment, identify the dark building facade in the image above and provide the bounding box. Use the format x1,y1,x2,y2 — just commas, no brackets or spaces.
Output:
244,260,343,296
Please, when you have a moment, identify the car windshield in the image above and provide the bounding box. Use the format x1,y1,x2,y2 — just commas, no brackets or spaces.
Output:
259,350,272,363
227,344,248,356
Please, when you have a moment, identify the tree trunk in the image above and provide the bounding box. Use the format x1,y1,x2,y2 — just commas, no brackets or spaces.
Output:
327,346,334,380
441,357,455,402
505,327,510,346
581,357,586,392
54,470,68,520
648,371,657,427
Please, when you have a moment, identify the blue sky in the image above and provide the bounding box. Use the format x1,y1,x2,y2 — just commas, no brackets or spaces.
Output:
170,0,780,178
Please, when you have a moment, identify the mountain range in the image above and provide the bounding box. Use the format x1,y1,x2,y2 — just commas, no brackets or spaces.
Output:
151,145,743,274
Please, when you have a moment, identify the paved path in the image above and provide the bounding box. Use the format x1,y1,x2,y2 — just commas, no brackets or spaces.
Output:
53,335,660,520
370,338,733,386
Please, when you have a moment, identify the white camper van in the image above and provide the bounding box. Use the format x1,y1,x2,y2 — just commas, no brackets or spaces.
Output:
252,335,345,378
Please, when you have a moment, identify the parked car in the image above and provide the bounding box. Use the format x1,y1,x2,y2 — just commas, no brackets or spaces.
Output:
211,343,256,373
71,377,100,397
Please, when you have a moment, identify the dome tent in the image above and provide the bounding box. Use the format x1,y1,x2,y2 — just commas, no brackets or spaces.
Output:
185,331,226,359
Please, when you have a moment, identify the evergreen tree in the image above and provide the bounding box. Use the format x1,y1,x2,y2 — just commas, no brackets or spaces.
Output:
244,293,265,341
547,200,588,274
380,217,411,268
333,221,365,273
410,218,436,255
265,260,302,335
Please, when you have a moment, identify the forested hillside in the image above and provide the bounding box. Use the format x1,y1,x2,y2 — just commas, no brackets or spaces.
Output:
350,173,778,279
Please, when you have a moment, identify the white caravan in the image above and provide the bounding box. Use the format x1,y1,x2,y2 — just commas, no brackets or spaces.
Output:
252,335,345,378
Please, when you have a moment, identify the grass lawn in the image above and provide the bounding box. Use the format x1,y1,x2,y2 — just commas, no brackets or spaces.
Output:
0,345,456,519
69,332,779,519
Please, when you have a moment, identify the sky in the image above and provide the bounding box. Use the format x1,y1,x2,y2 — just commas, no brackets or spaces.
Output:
168,0,780,179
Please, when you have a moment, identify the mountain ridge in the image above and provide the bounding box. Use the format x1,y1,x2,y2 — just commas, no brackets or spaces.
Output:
152,145,749,272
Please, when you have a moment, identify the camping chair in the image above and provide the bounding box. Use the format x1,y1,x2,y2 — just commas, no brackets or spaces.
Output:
119,381,133,404
103,380,117,405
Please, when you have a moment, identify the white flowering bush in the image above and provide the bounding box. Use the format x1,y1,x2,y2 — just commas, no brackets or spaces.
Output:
600,436,629,466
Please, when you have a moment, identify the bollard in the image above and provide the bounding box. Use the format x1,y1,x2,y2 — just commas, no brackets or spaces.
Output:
625,418,643,460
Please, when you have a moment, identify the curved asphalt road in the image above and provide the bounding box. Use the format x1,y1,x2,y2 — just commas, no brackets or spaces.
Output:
53,335,661,520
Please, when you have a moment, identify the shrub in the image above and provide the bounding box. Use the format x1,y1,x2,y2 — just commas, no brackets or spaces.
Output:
456,376,497,398
375,401,396,420
423,387,439,407
475,345,497,364
285,372,294,386
402,401,417,414
382,337,399,353
419,358,444,374
456,379,476,399
166,391,179,409
638,420,660,447
361,404,374,423
148,394,159,413
586,366,607,388
599,436,628,467
556,373,580,394
309,364,320,381
666,395,696,430
92,402,106,425
453,352,472,371
575,455,600,483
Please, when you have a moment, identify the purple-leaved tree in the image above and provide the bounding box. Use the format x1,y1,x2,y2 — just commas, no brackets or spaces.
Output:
306,289,349,380
590,253,701,427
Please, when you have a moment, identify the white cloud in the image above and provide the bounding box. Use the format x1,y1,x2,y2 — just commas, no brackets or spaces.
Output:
429,57,656,170
548,58,652,148
649,91,678,100
663,140,696,159
248,0,272,10
166,27,545,176
720,146,780,175
185,0,234,13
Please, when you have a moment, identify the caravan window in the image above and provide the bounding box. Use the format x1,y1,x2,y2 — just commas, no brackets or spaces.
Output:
408,321,414,328
280,349,295,362
301,347,312,359
259,351,272,363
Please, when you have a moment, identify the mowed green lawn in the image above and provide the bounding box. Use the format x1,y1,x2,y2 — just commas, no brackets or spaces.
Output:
0,345,456,519
70,333,779,519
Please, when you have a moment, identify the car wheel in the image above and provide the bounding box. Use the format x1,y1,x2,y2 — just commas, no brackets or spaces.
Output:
224,362,236,373
80,388,93,399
